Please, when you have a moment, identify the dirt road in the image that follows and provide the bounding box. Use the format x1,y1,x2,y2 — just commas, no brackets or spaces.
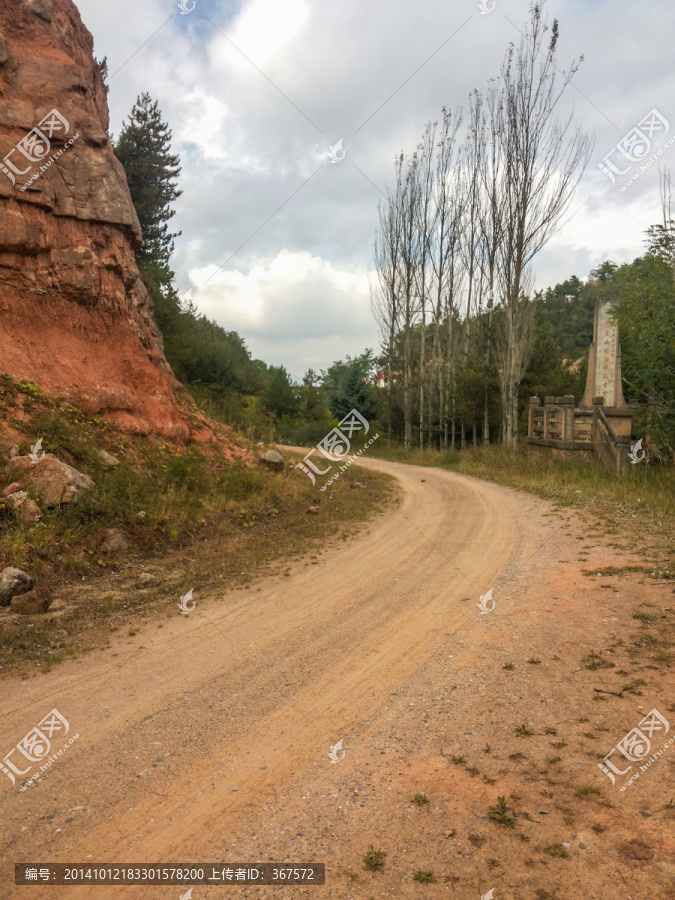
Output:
1,458,673,899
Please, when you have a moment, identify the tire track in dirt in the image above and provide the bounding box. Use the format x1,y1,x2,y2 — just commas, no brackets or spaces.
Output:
1,459,527,897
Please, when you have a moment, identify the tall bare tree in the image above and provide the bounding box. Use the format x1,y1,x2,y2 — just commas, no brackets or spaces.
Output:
494,0,593,445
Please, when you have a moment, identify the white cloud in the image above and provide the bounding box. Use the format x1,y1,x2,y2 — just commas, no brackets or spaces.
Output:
73,0,675,378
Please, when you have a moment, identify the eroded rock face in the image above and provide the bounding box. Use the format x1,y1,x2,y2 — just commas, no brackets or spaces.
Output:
0,0,189,439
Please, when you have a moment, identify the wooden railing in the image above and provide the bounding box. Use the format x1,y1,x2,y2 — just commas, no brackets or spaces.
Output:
528,395,631,473
592,398,630,474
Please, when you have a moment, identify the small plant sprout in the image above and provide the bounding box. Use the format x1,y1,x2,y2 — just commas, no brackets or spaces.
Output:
362,845,386,872
413,870,434,883
527,656,541,665
515,724,534,737
412,792,429,805
503,662,515,670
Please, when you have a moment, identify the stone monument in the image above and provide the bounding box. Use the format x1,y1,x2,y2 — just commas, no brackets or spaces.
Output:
580,297,626,409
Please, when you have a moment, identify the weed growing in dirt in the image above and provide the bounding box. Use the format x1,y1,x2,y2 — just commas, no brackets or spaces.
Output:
542,843,569,859
592,823,605,834
582,650,615,670
515,724,534,737
468,833,485,847
545,726,557,735
503,662,515,670
362,846,386,872
576,784,601,798
412,870,434,883
487,858,499,870
488,795,516,827
527,656,542,664
412,792,429,805
451,755,465,765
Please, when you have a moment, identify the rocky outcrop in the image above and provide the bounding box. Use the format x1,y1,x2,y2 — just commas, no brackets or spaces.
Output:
6,453,97,505
0,0,190,439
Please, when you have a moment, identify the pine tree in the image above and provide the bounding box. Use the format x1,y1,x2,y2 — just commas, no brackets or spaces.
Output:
95,57,109,95
115,93,182,274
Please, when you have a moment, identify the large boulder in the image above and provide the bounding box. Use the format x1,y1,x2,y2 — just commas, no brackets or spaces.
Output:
258,450,284,472
0,567,34,606
5,453,97,506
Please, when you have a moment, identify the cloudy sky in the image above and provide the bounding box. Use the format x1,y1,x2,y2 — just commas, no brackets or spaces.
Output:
75,0,675,380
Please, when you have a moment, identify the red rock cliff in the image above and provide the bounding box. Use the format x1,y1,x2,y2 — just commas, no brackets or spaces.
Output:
0,0,191,440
